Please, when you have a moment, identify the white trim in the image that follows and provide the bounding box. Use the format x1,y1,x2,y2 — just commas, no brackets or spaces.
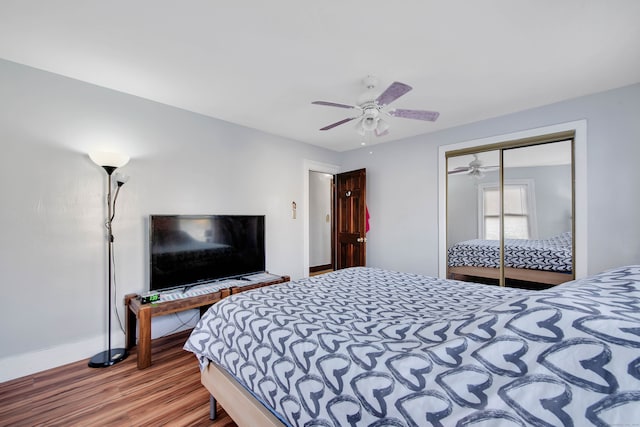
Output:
303,160,340,278
0,331,125,382
438,120,587,279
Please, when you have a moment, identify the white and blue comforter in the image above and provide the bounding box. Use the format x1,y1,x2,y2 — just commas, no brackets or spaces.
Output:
447,232,573,272
184,266,640,426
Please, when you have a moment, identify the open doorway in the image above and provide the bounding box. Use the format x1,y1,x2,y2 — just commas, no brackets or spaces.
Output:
303,160,339,278
303,162,367,277
309,171,334,276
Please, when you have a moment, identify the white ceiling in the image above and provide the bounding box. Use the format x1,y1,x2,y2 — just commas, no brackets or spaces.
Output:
1,1,639,152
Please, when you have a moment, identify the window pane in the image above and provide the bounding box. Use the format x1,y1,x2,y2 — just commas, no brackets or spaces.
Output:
504,215,529,239
484,189,500,215
485,217,500,240
503,186,527,215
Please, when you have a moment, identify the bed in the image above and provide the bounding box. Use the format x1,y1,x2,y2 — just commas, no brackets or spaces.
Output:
184,265,640,426
447,231,573,286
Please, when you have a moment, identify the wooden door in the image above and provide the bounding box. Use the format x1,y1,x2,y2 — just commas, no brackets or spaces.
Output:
335,168,366,269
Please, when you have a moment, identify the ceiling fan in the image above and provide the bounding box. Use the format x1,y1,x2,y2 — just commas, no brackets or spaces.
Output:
448,154,499,178
312,76,439,137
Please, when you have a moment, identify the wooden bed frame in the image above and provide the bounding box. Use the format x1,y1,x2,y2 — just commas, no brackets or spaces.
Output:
448,265,573,286
201,362,285,427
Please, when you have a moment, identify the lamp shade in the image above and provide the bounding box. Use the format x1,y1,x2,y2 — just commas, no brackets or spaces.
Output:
89,151,130,168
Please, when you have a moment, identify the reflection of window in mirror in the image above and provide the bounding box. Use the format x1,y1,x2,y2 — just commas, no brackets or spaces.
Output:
479,181,537,240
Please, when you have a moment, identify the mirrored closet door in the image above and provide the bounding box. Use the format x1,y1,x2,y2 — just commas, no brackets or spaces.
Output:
446,133,575,289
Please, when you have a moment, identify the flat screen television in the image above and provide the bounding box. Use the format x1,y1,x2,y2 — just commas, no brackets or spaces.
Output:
149,214,265,292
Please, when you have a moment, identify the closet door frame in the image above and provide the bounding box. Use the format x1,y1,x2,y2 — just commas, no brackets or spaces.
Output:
437,120,588,281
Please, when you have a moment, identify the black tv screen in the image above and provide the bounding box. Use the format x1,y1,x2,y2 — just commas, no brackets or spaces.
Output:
149,215,265,291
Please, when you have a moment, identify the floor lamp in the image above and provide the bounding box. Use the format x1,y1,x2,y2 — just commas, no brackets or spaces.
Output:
88,151,130,368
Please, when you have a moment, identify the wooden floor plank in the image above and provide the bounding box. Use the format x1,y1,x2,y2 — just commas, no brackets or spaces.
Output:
0,330,237,427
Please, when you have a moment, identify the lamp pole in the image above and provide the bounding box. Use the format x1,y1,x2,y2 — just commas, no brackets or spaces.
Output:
88,162,129,368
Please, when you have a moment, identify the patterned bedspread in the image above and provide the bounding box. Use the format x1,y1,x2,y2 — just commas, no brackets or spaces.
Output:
447,232,573,272
184,266,640,426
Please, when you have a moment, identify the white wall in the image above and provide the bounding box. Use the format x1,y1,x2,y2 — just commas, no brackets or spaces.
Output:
2,56,639,382
308,171,332,267
0,59,340,381
341,83,640,277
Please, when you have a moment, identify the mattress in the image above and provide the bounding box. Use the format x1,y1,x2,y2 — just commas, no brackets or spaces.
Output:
447,231,573,272
184,265,640,426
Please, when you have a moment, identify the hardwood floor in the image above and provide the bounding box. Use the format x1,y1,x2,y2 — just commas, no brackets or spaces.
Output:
309,268,333,277
0,330,237,427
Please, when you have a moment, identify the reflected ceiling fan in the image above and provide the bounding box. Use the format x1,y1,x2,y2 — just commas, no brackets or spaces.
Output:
312,76,439,137
448,154,499,178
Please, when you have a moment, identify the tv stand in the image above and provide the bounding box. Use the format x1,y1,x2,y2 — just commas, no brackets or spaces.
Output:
125,274,289,369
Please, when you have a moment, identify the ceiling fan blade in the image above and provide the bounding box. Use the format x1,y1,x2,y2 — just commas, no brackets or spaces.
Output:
448,167,471,175
390,109,440,121
312,101,357,109
319,117,358,131
376,81,412,106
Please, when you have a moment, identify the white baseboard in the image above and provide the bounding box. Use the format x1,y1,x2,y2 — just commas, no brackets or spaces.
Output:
0,333,126,383
0,313,200,383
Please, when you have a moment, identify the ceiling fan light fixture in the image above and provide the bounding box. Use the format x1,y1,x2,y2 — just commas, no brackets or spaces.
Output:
376,118,389,134
361,117,378,132
469,168,485,179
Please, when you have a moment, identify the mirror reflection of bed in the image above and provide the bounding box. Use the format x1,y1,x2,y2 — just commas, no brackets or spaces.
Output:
446,139,573,289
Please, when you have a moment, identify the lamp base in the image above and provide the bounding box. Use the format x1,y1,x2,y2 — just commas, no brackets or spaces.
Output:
88,348,129,368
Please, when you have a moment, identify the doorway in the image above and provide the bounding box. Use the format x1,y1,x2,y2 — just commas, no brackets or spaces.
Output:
309,171,334,275
303,160,339,277
303,161,368,277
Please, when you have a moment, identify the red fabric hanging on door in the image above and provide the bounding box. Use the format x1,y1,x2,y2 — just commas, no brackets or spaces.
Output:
366,206,370,233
